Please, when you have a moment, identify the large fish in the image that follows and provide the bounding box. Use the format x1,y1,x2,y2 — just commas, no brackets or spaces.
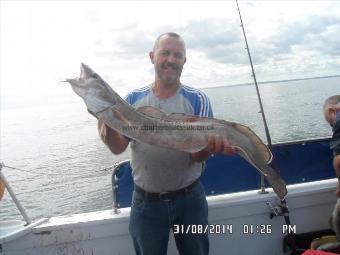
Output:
66,63,287,199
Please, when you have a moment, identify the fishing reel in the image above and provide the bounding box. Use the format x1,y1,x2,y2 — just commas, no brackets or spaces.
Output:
266,199,290,220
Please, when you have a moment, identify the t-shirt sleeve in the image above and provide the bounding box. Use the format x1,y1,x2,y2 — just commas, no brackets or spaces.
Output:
205,98,213,118
196,92,213,118
124,93,132,105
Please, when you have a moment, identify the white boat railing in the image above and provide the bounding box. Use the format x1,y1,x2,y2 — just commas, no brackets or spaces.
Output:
0,162,31,225
0,162,49,249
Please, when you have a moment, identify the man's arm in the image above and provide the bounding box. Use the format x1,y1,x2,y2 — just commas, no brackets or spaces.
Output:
334,155,340,177
334,155,340,197
97,119,129,155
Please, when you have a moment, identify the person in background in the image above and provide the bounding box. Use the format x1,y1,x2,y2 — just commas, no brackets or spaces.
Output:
323,95,340,196
320,95,340,252
97,32,235,255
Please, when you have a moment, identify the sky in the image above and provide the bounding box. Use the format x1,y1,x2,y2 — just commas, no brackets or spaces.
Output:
1,0,340,99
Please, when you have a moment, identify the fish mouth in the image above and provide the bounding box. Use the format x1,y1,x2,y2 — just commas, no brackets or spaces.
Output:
80,63,97,80
63,63,90,85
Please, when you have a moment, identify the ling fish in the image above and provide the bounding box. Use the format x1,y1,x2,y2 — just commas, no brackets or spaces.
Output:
66,63,287,199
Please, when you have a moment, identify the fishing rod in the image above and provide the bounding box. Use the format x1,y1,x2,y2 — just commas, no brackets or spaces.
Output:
235,0,272,194
235,0,272,147
235,2,297,253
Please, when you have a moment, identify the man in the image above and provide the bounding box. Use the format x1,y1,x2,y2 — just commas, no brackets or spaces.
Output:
98,32,235,255
323,95,340,197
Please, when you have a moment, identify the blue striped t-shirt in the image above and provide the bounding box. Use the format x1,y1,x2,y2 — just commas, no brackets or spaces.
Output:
124,84,213,192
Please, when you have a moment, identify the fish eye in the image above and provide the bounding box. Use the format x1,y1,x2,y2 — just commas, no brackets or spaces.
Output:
92,73,99,79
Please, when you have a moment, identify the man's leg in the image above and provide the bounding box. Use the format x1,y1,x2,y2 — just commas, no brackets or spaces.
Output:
173,182,209,255
129,191,171,255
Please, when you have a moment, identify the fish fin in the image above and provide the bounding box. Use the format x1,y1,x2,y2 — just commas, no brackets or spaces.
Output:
234,146,255,168
111,109,131,126
233,123,273,163
166,113,200,122
136,106,167,118
171,114,273,164
137,109,201,122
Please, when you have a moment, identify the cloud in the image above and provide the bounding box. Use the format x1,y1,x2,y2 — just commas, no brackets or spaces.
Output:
92,12,340,88
177,19,248,64
94,24,154,59
95,18,249,65
310,24,340,55
267,15,340,55
230,14,340,81
106,14,340,66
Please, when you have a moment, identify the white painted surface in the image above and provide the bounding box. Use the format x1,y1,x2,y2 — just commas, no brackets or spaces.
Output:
1,179,337,255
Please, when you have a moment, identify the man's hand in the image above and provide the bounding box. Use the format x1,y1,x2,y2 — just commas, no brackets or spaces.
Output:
335,155,340,197
190,135,236,162
336,182,340,197
204,135,236,155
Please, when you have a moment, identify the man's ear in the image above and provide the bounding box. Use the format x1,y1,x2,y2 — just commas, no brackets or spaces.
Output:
149,51,154,64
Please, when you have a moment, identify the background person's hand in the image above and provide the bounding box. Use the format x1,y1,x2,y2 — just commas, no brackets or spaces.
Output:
336,182,340,197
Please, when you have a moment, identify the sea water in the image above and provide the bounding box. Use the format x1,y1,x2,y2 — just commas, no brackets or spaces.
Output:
0,76,339,221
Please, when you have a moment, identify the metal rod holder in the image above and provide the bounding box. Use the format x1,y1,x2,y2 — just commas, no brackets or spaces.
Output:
258,174,269,195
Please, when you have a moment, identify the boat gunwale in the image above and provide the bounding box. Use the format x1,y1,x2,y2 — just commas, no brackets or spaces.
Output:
32,178,337,232
271,136,331,147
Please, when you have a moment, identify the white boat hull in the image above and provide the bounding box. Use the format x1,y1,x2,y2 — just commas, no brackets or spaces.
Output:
1,179,337,255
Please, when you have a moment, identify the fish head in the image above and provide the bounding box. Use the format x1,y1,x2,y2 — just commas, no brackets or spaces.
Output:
66,63,117,116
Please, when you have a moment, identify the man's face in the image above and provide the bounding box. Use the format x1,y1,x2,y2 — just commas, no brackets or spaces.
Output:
150,36,186,85
324,105,339,127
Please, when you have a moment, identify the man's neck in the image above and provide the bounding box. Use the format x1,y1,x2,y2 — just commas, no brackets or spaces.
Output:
152,80,180,99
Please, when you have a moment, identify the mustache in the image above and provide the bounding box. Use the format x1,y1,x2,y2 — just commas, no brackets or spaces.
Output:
161,63,179,70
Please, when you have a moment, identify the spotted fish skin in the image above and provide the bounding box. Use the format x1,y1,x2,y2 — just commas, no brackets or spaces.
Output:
66,63,287,199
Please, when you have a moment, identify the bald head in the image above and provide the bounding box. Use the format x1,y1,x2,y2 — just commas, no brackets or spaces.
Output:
323,95,340,126
153,32,186,56
324,95,340,109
